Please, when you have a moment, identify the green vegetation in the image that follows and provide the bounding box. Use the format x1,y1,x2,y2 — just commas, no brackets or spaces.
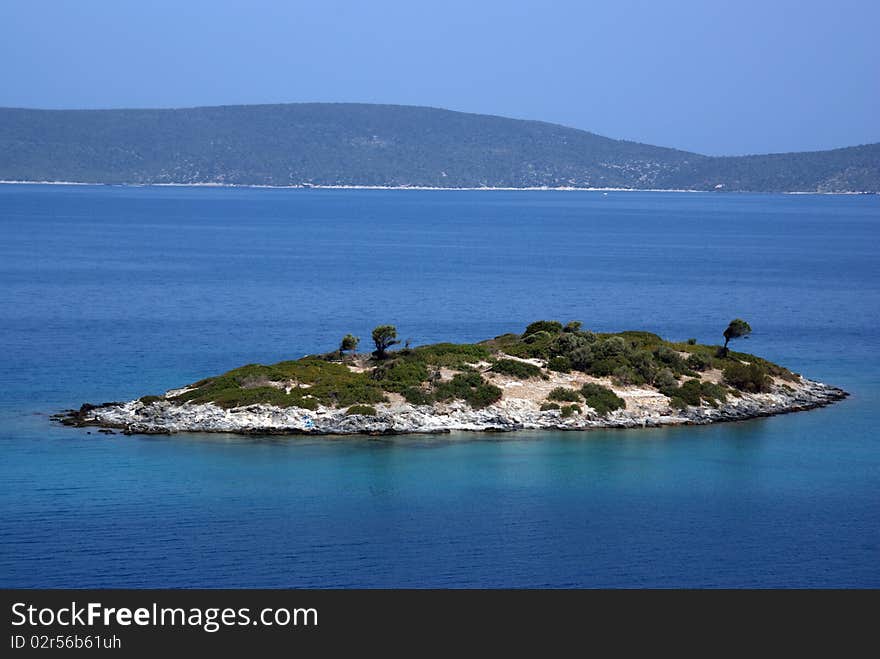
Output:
371,325,399,359
699,382,730,405
340,334,359,355
686,352,711,371
579,383,626,415
660,379,729,409
367,341,495,407
434,372,502,409
524,321,564,336
547,356,571,373
402,387,433,405
138,395,164,405
483,321,791,399
155,320,794,413
346,404,378,417
723,362,772,393
410,343,490,368
722,319,752,355
372,359,430,393
168,359,386,410
560,404,581,418
1,104,876,192
547,387,581,402
653,368,678,390
490,359,542,379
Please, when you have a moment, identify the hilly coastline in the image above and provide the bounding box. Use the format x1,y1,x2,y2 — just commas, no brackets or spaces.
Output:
2,103,878,192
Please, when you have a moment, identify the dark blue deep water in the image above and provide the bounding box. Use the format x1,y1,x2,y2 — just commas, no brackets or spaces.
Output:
1,185,878,588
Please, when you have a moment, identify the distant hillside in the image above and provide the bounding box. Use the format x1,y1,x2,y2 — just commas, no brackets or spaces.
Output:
0,103,877,192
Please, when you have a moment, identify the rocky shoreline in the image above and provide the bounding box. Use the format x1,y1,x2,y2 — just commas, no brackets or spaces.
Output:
54,377,847,437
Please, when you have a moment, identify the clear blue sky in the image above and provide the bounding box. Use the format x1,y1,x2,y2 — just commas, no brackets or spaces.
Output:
1,0,877,155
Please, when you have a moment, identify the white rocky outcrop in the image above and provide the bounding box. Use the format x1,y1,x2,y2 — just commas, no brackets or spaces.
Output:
60,377,846,436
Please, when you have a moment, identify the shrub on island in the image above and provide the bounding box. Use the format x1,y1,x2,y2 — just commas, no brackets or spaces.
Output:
723,362,772,393
699,382,729,405
612,365,641,386
655,345,686,370
523,320,563,337
207,386,321,410
467,383,504,408
346,404,378,417
373,359,430,392
371,325,400,359
523,330,552,345
402,387,433,406
552,331,596,357
661,379,730,408
491,358,543,379
542,330,727,386
580,383,625,415
169,359,387,409
547,356,571,373
434,372,502,409
560,404,581,418
410,342,490,368
547,387,581,402
653,368,678,390
686,352,712,371
339,334,359,355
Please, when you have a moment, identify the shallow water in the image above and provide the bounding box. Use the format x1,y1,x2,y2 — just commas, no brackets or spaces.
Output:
1,185,878,587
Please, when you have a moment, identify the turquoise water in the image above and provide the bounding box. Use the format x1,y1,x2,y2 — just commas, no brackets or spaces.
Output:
0,185,878,587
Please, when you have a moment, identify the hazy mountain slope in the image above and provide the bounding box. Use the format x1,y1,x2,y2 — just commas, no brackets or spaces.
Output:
658,143,880,192
0,103,876,191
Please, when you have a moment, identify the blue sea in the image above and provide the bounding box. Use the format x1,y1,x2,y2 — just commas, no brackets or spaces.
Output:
0,185,878,588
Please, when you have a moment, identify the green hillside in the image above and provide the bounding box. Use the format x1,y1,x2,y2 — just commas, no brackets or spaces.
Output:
1,103,877,191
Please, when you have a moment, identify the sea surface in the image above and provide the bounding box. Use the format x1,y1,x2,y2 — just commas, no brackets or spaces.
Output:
0,185,878,588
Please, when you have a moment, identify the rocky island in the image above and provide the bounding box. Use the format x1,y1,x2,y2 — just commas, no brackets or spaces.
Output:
56,320,847,436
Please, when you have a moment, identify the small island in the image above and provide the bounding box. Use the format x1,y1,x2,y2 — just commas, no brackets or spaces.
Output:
56,320,847,436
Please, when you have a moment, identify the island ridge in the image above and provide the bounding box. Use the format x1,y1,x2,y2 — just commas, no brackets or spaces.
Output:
56,320,847,436
2,103,878,192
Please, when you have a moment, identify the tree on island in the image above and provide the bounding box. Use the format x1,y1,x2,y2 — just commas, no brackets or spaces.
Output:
722,319,752,356
371,325,400,359
339,334,359,355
